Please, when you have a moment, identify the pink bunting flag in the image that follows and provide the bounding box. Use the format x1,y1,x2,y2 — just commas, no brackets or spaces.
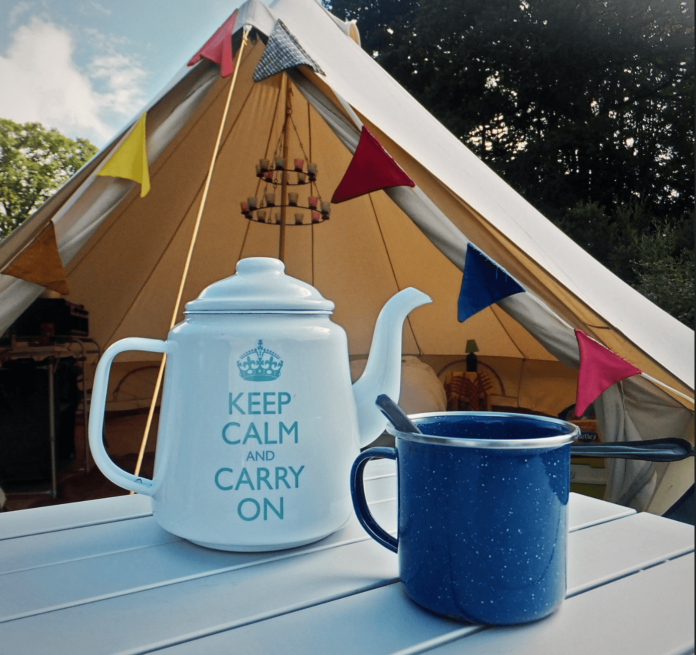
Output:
575,329,641,416
331,126,414,203
188,11,237,78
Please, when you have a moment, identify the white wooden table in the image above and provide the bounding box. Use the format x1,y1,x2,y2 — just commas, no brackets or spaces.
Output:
0,460,693,655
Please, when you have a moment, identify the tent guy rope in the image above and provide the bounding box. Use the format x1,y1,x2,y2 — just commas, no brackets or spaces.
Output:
132,25,252,482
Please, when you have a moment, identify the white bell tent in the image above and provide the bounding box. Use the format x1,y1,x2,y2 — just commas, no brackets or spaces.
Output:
0,0,692,513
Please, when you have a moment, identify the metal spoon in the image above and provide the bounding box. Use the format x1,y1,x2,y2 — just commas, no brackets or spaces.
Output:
375,394,694,462
376,394,421,434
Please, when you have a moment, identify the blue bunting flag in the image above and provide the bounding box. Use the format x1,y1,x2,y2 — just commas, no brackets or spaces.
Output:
457,244,525,322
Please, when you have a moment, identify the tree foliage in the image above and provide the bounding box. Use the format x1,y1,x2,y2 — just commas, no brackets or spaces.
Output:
633,218,695,327
556,200,694,326
0,119,97,240
327,0,694,327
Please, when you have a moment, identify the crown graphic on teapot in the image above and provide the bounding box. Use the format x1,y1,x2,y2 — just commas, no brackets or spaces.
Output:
237,340,283,382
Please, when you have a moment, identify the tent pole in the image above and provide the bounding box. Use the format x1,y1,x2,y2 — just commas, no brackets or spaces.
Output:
279,78,292,262
132,26,251,483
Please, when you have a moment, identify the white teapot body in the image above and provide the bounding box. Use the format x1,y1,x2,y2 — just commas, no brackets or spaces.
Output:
154,313,359,550
89,258,430,551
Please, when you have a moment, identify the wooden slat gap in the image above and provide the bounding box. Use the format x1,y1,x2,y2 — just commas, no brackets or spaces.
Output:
363,472,397,482
568,508,636,534
0,512,153,543
566,545,695,599
0,532,180,578
115,577,401,655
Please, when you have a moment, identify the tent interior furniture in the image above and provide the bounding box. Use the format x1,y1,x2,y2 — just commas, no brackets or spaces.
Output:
0,339,98,497
0,0,692,515
0,409,159,513
0,460,693,654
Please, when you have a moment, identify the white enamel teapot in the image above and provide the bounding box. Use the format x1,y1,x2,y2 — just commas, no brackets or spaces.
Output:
89,257,430,551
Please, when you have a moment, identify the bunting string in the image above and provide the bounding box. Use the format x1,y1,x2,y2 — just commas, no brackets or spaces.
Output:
639,373,695,405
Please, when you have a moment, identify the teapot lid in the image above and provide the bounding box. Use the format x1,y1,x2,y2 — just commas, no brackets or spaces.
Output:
185,257,334,313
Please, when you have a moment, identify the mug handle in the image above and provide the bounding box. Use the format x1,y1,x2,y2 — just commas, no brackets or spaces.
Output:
88,337,169,496
350,447,398,553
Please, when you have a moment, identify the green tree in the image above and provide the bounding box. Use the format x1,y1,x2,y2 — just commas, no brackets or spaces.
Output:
326,0,418,55
553,201,652,284
0,119,97,240
631,215,695,328
338,0,694,220
555,200,693,327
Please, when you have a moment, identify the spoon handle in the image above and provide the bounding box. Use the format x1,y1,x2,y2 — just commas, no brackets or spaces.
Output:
375,394,422,434
570,438,694,462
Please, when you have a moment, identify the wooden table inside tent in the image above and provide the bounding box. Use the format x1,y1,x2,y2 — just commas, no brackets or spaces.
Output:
0,460,693,655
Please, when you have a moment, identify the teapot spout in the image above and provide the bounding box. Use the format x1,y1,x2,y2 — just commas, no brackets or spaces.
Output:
352,288,431,447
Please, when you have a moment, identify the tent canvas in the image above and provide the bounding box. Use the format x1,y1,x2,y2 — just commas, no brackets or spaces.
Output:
0,0,692,514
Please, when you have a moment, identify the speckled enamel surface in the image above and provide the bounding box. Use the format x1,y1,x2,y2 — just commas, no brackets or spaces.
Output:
397,414,571,625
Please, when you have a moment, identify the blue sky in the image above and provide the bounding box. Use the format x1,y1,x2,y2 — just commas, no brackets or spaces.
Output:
0,0,246,146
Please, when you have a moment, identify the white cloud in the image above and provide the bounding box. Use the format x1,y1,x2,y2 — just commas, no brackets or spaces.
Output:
0,18,147,146
8,2,32,26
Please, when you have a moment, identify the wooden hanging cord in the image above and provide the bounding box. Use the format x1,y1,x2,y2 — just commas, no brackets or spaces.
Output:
132,26,251,482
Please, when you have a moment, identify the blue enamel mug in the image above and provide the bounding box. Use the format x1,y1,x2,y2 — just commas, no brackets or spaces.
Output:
350,412,579,625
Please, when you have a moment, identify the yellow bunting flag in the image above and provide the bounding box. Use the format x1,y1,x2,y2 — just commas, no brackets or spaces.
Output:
98,113,150,197
2,222,70,295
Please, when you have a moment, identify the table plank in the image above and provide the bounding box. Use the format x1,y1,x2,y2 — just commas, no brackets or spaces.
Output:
566,512,694,597
363,458,397,479
0,495,153,541
429,553,695,655
363,474,396,503
161,581,476,655
1,506,690,655
567,492,635,531
0,516,179,576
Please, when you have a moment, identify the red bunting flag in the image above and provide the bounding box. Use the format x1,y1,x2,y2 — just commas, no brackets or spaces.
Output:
331,126,414,203
188,11,237,78
575,329,642,415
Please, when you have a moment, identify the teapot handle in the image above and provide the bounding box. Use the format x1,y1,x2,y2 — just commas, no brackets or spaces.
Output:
89,337,169,496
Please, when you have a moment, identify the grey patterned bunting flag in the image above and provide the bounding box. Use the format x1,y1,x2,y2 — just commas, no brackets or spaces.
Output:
253,20,324,82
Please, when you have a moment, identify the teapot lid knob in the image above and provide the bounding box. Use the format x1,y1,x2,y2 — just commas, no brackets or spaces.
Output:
236,258,285,276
